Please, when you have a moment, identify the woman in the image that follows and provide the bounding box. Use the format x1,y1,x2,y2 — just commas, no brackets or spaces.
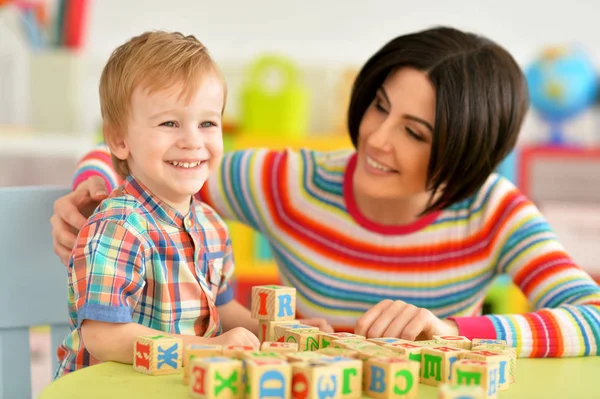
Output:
51,26,600,357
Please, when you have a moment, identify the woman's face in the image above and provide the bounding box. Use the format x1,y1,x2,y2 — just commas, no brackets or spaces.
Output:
354,67,436,201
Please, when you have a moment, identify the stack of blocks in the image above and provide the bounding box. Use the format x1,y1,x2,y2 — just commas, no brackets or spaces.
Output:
130,285,519,399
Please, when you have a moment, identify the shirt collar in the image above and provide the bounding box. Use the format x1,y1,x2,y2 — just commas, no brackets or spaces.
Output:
123,175,196,230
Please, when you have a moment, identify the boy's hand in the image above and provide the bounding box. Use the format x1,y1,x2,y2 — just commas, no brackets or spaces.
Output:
51,176,108,265
211,327,260,347
297,318,335,333
354,299,458,340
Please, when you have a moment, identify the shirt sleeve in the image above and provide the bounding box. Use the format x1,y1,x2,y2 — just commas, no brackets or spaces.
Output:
70,218,146,325
450,176,600,358
215,237,234,307
73,144,123,193
200,148,287,232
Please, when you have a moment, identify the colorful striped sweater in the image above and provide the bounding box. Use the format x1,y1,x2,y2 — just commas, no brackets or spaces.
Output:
73,145,600,358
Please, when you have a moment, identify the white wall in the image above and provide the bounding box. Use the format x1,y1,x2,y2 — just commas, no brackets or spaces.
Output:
4,0,600,142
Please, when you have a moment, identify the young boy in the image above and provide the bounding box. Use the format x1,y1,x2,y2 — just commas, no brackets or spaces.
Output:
55,31,261,378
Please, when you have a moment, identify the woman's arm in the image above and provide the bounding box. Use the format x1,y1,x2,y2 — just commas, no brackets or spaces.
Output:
450,177,600,357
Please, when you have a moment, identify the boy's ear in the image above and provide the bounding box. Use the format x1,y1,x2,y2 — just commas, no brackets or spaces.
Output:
104,123,129,161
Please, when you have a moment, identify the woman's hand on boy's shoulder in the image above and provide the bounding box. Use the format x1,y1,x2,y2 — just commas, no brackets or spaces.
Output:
51,176,108,266
354,299,458,340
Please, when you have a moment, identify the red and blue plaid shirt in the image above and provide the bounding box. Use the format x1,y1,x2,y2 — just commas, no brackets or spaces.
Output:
56,176,234,377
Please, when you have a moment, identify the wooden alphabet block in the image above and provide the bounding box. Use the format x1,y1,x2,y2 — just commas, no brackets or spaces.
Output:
433,335,472,350
452,360,500,399
261,341,299,354
330,338,370,350
471,339,507,351
133,334,183,376
420,346,468,386
284,329,321,351
461,350,510,390
414,340,439,347
364,357,420,399
189,357,243,399
504,347,516,384
291,360,343,399
304,357,363,399
319,333,365,349
366,337,412,346
274,324,319,343
244,358,292,399
284,351,329,363
184,344,223,384
383,342,423,364
438,383,484,398
316,347,359,359
222,345,258,360
251,285,296,321
259,320,304,343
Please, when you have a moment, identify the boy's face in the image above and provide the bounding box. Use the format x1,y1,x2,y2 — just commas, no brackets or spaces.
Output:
112,74,225,212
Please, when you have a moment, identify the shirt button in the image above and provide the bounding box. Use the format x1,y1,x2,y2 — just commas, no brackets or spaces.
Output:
186,218,193,228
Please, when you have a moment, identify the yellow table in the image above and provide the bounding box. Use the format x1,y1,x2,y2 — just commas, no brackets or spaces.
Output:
41,357,600,399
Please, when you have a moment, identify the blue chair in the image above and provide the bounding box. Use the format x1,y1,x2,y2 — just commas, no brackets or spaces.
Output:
0,186,71,399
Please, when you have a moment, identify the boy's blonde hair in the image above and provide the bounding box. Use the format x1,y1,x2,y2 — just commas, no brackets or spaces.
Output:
99,31,227,178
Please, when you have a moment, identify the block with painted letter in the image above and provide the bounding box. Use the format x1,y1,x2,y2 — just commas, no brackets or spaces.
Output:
461,350,510,391
364,357,420,399
222,345,258,360
284,329,321,351
251,285,296,321
452,359,500,399
355,345,399,361
184,344,223,384
384,342,423,364
433,335,472,350
274,324,319,343
261,341,299,354
260,320,301,343
438,383,484,398
420,346,469,386
189,357,243,399
291,360,343,399
133,334,183,376
471,339,507,351
320,333,364,349
317,357,363,399
414,340,439,347
244,358,292,399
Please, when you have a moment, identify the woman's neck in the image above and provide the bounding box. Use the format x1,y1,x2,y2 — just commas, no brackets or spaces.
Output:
353,190,432,226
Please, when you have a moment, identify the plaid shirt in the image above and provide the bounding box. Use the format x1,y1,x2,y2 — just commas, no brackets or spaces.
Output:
56,176,234,377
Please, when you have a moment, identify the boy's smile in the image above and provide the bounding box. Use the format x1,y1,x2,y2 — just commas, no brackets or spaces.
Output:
110,72,225,214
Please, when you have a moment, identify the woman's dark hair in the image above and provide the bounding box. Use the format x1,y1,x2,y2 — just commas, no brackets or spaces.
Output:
348,26,529,213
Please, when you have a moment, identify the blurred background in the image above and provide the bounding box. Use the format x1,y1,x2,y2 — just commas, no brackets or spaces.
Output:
1,0,600,396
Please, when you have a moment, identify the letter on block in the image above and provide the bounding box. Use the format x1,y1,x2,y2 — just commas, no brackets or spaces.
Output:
320,333,364,349
251,285,296,321
133,334,182,376
245,358,292,399
421,346,468,386
274,325,319,343
189,357,243,399
317,357,363,399
438,383,484,399
184,344,223,385
452,360,500,399
291,360,343,399
365,357,420,399
461,350,510,391
284,329,321,352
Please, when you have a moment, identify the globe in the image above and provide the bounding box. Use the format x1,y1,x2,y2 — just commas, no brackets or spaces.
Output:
525,46,598,144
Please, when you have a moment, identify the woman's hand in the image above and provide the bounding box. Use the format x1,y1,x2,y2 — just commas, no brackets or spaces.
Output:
355,299,458,340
